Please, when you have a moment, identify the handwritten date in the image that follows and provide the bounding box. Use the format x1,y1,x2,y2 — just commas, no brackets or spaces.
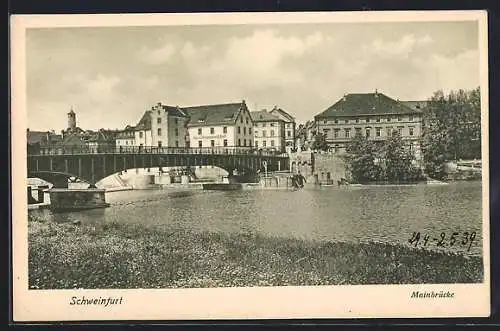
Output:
408,231,476,252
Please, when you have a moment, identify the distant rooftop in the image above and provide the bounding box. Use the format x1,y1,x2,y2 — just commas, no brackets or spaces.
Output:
315,92,421,119
250,110,281,122
183,102,247,127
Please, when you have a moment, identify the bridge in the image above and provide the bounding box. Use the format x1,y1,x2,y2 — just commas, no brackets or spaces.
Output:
27,145,290,188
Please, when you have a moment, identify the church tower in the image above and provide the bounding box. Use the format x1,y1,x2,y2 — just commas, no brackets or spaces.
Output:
67,108,76,130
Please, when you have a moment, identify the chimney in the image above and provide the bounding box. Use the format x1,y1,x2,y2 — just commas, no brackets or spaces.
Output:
343,94,347,102
157,102,162,107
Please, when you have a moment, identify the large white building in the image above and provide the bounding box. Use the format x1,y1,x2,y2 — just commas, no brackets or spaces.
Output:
183,101,254,148
250,110,286,153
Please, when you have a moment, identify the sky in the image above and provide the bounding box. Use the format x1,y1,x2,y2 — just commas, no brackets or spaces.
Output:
26,21,480,131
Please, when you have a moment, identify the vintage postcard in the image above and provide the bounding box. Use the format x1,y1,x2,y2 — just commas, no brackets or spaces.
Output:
11,11,490,321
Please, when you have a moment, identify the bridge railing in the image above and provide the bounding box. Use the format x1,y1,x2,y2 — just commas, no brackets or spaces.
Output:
30,145,288,157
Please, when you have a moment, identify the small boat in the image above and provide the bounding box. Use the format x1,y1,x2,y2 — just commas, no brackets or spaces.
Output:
202,183,242,191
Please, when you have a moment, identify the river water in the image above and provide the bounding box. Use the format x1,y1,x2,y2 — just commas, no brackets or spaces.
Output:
30,181,484,256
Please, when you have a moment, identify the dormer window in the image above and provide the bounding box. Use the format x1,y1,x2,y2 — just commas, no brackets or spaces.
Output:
198,119,205,123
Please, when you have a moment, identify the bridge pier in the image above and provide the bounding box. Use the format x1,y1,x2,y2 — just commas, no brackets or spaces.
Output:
48,188,109,212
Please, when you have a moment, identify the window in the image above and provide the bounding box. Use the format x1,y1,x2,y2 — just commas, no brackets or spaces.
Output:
366,129,371,138
334,129,340,139
355,119,359,123
263,130,267,137
334,119,338,124
158,141,162,147
175,118,178,125
409,115,414,121
198,128,202,135
210,140,215,147
262,123,266,127
243,139,247,146
238,127,241,134
398,116,403,121
210,127,215,134
324,120,327,124
157,118,161,124
238,139,241,146
139,132,143,138
344,119,348,124
345,129,351,138
387,117,391,122
125,141,128,145
263,140,267,147
198,140,202,148
158,109,161,115
223,139,228,147
249,128,252,135
270,122,275,127
398,127,403,135
271,140,275,147
271,130,275,137
255,141,258,148
287,131,291,137
246,118,248,124
366,117,370,123
409,127,414,136
355,128,362,135
175,128,179,136
254,130,258,136
376,128,381,137
387,127,393,137
376,118,380,122
244,127,247,135
157,128,162,136
240,117,243,123
175,141,179,147
287,123,291,128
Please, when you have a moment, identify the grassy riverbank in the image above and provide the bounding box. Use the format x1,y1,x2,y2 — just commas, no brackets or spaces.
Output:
28,215,483,289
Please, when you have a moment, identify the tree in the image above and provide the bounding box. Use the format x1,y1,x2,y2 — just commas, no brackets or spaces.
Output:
384,132,421,182
344,131,382,183
421,87,481,179
311,132,329,152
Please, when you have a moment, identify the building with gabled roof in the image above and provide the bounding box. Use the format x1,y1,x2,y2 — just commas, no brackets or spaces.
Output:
250,109,285,152
183,100,254,148
314,91,423,156
269,106,296,152
116,125,136,147
130,103,190,148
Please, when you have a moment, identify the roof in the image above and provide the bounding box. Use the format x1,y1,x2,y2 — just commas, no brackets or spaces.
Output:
134,111,152,131
400,100,428,110
162,105,188,118
315,93,421,119
250,110,282,122
116,125,136,138
88,130,117,142
58,134,87,147
183,102,245,127
27,131,49,145
269,107,295,122
27,131,63,145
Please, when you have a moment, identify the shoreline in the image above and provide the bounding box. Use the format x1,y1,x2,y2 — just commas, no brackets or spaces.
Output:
28,215,483,289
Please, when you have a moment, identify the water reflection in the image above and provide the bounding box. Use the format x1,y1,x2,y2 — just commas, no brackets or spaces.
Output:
30,181,483,256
